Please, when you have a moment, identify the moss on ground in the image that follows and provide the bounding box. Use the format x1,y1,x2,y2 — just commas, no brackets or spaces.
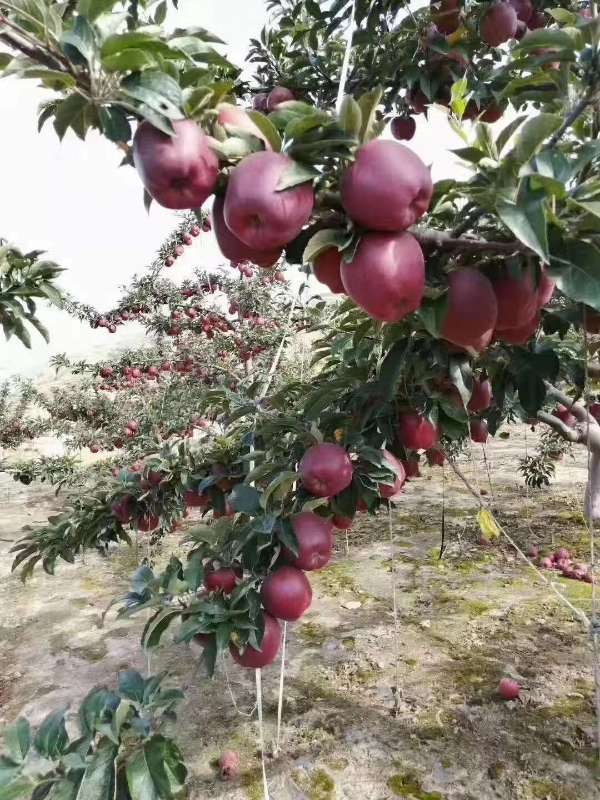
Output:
387,772,442,799
291,768,336,800
298,620,327,646
341,636,356,650
316,563,360,596
529,778,579,800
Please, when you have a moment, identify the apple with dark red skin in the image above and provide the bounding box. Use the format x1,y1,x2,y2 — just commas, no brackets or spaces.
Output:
390,116,416,141
90,444,100,453
217,104,272,150
469,419,489,443
340,231,424,322
174,245,184,256
527,8,546,28
229,613,281,668
202,217,212,232
402,458,421,478
468,379,492,412
162,361,171,371
493,268,538,331
285,511,333,570
408,89,429,114
224,151,314,250
333,515,353,530
204,566,242,593
213,195,282,268
426,447,445,466
100,366,112,378
165,256,174,267
379,450,406,498
132,119,218,210
498,678,519,700
440,269,498,351
589,402,600,422
214,499,234,519
260,566,312,621
108,325,116,333
497,310,540,345
267,86,294,111
430,0,460,34
340,140,433,232
480,2,518,46
126,420,139,432
397,411,436,451
509,0,532,21
148,365,159,377
190,225,200,237
253,92,269,111
480,105,504,123
313,248,345,294
299,443,353,497
138,514,160,532
131,368,142,379
537,268,555,307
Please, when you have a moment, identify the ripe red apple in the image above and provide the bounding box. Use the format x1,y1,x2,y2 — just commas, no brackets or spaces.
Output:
165,257,174,268
217,104,272,150
218,750,238,781
126,420,139,432
148,365,159,377
253,92,269,111
496,310,540,345
408,88,429,114
131,368,142,379
132,118,219,210
190,225,200,237
480,105,504,123
493,268,538,331
469,419,489,443
509,0,532,22
161,361,171,371
430,0,460,34
286,511,333,570
313,248,345,294
138,514,160,532
224,151,314,250
554,547,570,561
526,546,538,558
260,566,312,621
537,267,555,307
397,411,436,451
468,379,492,413
333,515,353,530
391,116,416,141
108,324,116,333
204,566,242,593
267,86,294,111
426,447,445,466
340,231,424,322
539,556,553,569
202,217,212,232
98,317,109,328
229,613,281,668
440,269,498,351
299,443,353,497
174,245,184,257
480,3,518,46
402,458,421,478
213,195,282,268
340,140,433,231
379,450,406,498
100,366,113,378
528,8,546,28
182,233,192,246
111,495,132,523
498,678,519,700
90,444,100,453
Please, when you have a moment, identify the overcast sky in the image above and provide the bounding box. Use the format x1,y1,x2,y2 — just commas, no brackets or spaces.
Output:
0,0,470,380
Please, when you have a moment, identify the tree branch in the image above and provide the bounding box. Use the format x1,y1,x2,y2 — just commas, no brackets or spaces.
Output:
547,85,597,148
543,382,590,424
537,410,581,442
450,206,486,238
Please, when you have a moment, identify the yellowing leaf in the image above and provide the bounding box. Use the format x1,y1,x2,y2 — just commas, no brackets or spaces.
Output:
334,428,344,443
477,508,500,540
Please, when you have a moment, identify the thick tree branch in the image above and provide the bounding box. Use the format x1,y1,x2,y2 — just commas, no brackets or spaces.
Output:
450,206,486,238
544,382,590,424
537,410,581,442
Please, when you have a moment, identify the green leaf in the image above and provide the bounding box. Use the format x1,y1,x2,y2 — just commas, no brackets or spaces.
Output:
275,161,319,191
356,85,382,143
34,708,68,759
26,315,50,344
53,94,91,141
98,106,132,143
418,293,449,338
126,736,186,800
229,484,262,514
153,1,167,24
143,189,153,214
77,0,118,21
496,189,549,262
338,95,361,138
548,237,600,311
260,471,298,507
120,71,184,120
277,518,299,557
0,756,19,791
0,778,35,799
142,609,180,650
59,16,98,67
78,688,113,736
46,774,82,800
514,113,561,163
515,28,577,52
38,281,64,307
378,340,409,401
449,356,473,406
245,110,282,152
103,49,157,73
75,741,117,800
495,114,527,154
118,670,145,703
303,229,349,264
3,720,29,763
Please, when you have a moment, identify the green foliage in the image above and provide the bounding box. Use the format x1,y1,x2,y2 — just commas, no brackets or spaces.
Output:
0,242,64,348
0,670,186,799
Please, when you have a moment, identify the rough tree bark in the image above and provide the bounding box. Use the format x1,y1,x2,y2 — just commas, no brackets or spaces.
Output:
538,384,600,522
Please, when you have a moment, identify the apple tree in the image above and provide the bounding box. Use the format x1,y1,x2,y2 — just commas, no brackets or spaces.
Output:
1,0,600,730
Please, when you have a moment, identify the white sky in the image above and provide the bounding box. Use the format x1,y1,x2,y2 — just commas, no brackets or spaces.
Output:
0,0,470,380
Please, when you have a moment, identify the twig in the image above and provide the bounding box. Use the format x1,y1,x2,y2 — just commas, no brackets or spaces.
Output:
450,206,486,238
547,86,596,148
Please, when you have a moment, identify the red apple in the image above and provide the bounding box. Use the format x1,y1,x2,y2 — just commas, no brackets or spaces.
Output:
286,511,333,571
426,447,445,466
253,92,269,112
138,514,160,532
340,231,425,322
391,115,417,141
469,419,489,443
468,379,492,412
497,310,540,345
402,458,421,478
440,269,498,351
480,3,518,47
224,151,314,250
493,268,538,331
260,566,312,621
333,515,354,530
132,119,218,210
213,195,282,268
527,8,547,28
480,105,504,123
204,566,242,593
229,613,281,668
267,86,294,111
313,248,345,294
537,267,555,307
397,411,436,451
498,678,519,700
509,0,532,21
300,443,353,497
100,366,113,378
379,450,406,498
430,0,460,34
340,140,433,231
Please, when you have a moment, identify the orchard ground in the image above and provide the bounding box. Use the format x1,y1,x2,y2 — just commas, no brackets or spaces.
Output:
0,429,599,800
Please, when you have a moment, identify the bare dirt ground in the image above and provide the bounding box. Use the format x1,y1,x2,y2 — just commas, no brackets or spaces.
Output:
1,427,599,800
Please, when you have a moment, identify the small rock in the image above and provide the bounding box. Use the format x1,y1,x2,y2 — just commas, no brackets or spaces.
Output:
342,600,362,610
420,620,431,629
